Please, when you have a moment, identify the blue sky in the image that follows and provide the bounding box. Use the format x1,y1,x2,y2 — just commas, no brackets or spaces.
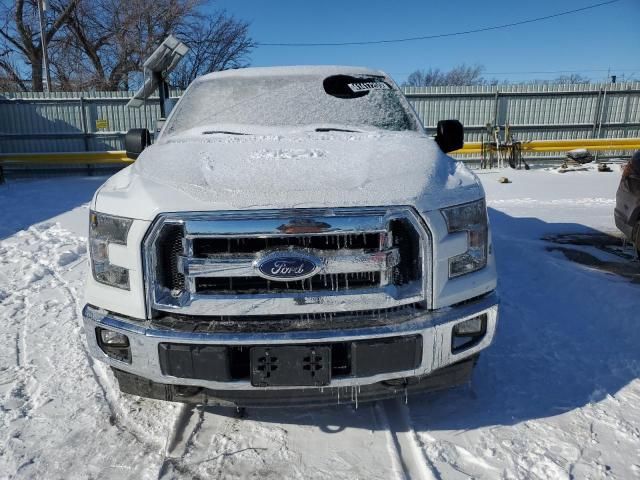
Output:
211,0,640,84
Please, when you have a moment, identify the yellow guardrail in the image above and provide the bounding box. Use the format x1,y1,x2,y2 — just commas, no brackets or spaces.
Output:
0,151,131,165
0,138,638,165
455,138,640,154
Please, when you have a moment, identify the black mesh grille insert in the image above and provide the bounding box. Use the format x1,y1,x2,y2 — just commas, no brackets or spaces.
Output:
195,272,381,294
156,225,185,292
193,233,382,256
390,218,421,285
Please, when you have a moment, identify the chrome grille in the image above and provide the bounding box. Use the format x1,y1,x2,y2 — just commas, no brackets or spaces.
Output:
144,207,431,317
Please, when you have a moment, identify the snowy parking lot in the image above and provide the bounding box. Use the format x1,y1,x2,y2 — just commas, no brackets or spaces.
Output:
1,166,639,479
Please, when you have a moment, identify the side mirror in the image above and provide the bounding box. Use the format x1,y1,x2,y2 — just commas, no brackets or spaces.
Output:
125,128,151,160
435,120,464,153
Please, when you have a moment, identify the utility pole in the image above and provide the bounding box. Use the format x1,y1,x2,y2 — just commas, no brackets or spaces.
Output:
37,0,52,93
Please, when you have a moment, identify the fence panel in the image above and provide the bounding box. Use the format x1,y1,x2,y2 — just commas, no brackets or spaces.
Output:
1,83,639,155
0,90,182,153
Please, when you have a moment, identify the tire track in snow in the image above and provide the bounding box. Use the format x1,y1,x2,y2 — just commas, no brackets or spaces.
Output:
159,404,206,478
0,222,176,477
159,406,259,480
379,398,440,480
25,224,178,449
21,224,128,435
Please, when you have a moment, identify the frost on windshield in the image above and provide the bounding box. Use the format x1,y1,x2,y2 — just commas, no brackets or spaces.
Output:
164,73,419,136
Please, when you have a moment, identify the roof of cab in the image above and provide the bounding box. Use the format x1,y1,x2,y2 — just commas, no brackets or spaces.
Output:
196,65,386,82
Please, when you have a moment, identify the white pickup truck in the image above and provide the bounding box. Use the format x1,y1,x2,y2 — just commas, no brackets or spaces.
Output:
83,66,498,407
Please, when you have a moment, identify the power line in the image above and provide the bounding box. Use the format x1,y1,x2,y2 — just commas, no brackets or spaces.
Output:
387,68,640,76
258,0,619,47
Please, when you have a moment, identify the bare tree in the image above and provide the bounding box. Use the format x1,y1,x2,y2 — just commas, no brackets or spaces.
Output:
404,64,486,87
56,0,202,90
55,0,254,90
405,69,446,87
171,10,254,88
445,64,485,85
526,73,591,85
0,0,78,91
1,0,253,91
552,73,590,84
0,46,28,90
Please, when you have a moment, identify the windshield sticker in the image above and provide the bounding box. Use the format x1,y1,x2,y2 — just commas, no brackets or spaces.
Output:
347,82,390,92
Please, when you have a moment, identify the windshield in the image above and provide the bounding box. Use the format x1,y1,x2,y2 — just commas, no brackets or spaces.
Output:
163,73,421,137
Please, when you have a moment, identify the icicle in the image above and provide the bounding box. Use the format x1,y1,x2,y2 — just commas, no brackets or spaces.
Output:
405,387,408,404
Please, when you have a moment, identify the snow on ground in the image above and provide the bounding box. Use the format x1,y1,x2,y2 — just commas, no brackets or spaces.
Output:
0,166,639,479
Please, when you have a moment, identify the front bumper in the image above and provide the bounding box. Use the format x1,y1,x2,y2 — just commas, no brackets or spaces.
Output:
83,292,498,392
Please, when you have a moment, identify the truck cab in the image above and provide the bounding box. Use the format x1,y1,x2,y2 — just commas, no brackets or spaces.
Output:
83,66,498,407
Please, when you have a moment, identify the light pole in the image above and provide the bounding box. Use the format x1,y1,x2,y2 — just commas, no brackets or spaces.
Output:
36,0,52,92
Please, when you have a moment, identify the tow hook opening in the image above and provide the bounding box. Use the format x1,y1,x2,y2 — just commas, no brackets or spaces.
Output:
451,314,487,353
96,327,132,363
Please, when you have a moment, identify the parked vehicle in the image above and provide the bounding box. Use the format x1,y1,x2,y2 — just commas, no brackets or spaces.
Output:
83,66,498,407
615,151,640,256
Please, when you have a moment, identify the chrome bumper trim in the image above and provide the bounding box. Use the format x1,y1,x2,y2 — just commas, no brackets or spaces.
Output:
83,292,498,391
183,213,388,237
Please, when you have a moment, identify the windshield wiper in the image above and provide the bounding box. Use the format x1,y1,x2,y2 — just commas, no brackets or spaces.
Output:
314,127,361,133
202,130,248,135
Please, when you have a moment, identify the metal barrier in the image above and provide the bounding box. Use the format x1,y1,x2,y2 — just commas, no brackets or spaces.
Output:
1,138,637,168
0,151,132,165
457,138,640,154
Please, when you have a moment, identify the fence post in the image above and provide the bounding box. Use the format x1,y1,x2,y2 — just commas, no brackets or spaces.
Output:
591,88,603,139
79,96,93,175
622,87,631,139
79,96,89,151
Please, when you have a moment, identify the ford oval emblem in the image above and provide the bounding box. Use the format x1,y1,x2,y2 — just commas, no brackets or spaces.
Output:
255,252,321,282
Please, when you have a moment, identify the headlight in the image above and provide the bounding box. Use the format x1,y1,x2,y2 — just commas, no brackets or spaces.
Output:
441,199,488,278
89,211,132,289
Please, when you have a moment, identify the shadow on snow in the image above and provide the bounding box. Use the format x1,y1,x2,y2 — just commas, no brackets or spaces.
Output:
0,176,106,239
197,208,640,434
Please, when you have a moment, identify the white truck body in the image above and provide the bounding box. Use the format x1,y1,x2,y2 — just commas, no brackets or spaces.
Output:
83,66,498,406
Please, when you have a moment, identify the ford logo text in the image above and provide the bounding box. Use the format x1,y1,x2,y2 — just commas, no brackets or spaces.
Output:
255,252,321,281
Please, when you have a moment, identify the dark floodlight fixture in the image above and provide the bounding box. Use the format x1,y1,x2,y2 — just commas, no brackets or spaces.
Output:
126,35,189,117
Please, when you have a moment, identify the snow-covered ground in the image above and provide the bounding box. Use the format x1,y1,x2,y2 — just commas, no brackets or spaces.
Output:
1,166,639,479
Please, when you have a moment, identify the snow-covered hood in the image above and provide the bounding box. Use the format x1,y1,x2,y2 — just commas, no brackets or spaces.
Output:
94,131,483,220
